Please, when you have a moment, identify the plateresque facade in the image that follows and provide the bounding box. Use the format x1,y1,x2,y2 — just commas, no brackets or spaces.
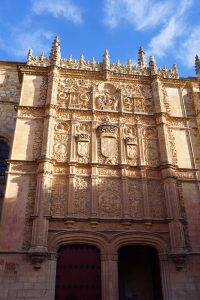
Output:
0,37,200,299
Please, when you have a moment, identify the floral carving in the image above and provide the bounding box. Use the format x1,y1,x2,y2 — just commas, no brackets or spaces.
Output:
39,76,48,106
97,178,122,217
51,176,67,216
128,179,143,217
148,180,164,218
168,128,178,165
74,177,91,216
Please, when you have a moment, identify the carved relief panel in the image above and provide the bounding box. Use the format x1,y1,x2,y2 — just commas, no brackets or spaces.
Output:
57,78,92,109
94,83,120,111
51,176,67,216
148,180,165,218
121,83,154,114
142,127,159,166
128,179,143,218
74,176,91,217
97,125,119,165
75,123,91,163
97,178,122,217
53,122,70,162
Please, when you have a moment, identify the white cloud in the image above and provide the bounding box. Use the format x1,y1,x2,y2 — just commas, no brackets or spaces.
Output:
31,0,82,24
146,0,193,58
0,29,53,59
178,26,200,68
104,0,174,30
12,30,53,57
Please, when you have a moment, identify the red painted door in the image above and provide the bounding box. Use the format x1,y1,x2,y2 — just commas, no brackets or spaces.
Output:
55,244,101,300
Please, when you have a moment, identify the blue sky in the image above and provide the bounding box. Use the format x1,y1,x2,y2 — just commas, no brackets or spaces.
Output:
0,0,200,77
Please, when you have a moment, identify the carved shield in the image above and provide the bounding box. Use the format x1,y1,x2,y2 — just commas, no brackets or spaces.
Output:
77,141,89,157
101,136,117,158
127,144,137,160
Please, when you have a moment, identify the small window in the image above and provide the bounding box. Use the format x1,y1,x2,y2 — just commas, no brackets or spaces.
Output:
0,140,9,213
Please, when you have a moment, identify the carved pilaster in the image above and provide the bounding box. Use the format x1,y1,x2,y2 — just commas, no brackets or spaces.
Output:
119,124,126,164
162,167,187,269
69,121,76,163
91,122,98,163
101,253,119,300
29,161,53,268
91,167,98,217
136,123,144,165
141,168,150,220
152,78,172,165
67,165,76,217
121,168,129,218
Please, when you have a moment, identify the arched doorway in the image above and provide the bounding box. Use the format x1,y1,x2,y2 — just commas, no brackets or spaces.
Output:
118,245,163,300
55,244,101,300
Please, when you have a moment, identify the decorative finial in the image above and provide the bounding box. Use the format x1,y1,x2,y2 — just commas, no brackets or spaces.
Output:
80,54,84,64
103,49,110,70
49,36,61,66
195,55,200,76
138,46,146,68
27,49,33,63
149,56,157,75
173,64,179,78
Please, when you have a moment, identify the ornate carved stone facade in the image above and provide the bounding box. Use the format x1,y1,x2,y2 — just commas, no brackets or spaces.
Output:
0,38,200,300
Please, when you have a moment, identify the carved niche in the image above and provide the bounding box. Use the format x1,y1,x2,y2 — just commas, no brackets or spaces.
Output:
76,123,91,163
98,125,119,164
124,126,138,165
53,122,70,162
57,78,92,109
143,127,159,166
97,178,122,217
95,83,120,111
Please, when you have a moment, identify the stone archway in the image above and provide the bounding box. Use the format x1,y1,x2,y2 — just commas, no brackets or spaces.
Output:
118,245,163,300
54,244,101,300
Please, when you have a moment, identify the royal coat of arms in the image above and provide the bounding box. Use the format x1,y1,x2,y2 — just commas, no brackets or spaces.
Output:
77,134,90,157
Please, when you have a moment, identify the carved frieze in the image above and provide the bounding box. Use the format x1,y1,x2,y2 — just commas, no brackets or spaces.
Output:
74,177,91,216
97,178,122,217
